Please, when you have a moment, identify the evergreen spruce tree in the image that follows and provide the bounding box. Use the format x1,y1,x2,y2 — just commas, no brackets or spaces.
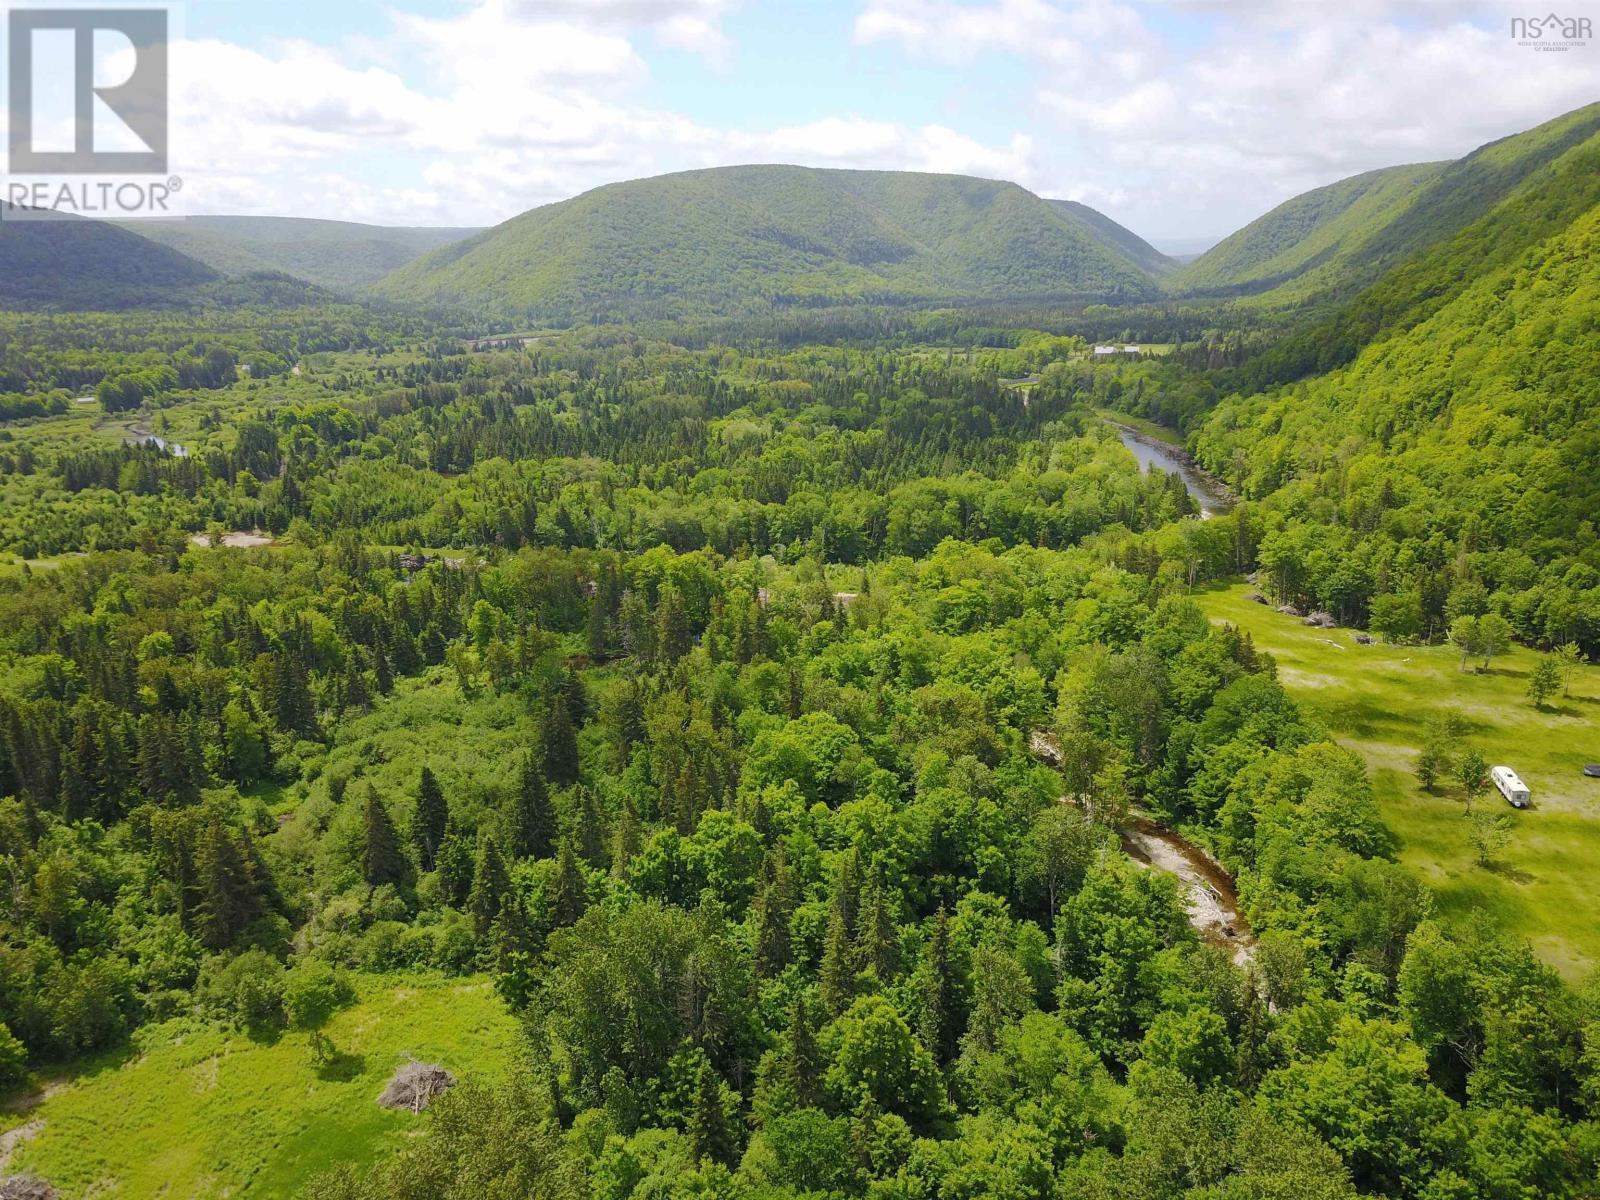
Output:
656,583,692,665
783,995,820,1109
509,753,557,860
412,766,449,872
576,786,606,866
373,639,394,695
550,838,588,928
468,835,511,936
819,898,855,1017
687,1056,735,1166
917,906,956,1065
611,797,642,880
435,829,474,907
192,814,262,950
853,867,898,984
541,694,580,787
753,846,798,978
489,898,538,1009
361,786,410,891
585,589,608,662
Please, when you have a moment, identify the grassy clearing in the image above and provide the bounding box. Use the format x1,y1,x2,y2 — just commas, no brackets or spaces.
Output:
6,974,520,1199
1093,408,1184,445
1197,580,1600,979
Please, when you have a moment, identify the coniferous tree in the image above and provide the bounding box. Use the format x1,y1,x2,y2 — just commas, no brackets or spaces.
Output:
468,836,511,936
753,846,798,978
413,766,448,872
490,898,538,1008
435,829,474,906
361,786,410,891
192,813,262,950
655,584,692,666
576,786,606,866
687,1056,735,1166
509,754,557,860
373,640,394,695
550,837,587,928
784,995,821,1109
585,590,608,662
854,868,897,983
541,694,580,787
819,899,856,1017
611,797,642,880
917,907,956,1065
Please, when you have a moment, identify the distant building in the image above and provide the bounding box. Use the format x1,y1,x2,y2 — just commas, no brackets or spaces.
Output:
1093,345,1117,356
1093,345,1142,357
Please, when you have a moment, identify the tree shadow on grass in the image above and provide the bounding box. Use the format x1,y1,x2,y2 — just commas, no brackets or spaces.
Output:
242,1019,286,1047
315,1050,366,1083
1483,859,1535,885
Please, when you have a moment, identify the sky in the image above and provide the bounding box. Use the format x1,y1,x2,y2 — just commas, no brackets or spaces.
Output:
26,0,1600,245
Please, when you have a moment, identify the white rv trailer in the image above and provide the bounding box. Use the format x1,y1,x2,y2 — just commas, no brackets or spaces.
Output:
1490,765,1530,808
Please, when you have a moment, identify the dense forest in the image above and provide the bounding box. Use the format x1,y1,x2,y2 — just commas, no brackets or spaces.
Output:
2,100,1600,1200
0,287,1597,1200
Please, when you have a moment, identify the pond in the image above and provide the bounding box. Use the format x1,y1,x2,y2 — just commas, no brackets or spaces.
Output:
1108,420,1232,518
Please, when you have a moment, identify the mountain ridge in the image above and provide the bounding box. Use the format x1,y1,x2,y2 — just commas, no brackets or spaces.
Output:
376,165,1170,316
114,216,481,292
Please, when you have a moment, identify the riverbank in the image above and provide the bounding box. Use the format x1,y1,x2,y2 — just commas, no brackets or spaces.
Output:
1030,730,1256,966
1098,412,1235,517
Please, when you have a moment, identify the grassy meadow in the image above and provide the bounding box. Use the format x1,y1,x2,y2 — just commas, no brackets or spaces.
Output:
1197,580,1600,979
3,974,521,1198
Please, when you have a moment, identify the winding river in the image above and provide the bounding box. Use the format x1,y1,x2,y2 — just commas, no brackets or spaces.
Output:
1107,419,1233,518
1030,731,1255,965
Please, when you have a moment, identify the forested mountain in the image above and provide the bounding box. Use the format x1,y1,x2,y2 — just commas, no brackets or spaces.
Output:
376,166,1167,317
1100,105,1600,649
0,209,218,308
1168,162,1443,296
1044,198,1177,278
116,217,481,292
1187,181,1600,648
1172,102,1600,304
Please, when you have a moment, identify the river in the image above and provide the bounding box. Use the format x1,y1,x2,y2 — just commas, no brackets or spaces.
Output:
124,422,187,457
1107,420,1232,518
1030,730,1256,966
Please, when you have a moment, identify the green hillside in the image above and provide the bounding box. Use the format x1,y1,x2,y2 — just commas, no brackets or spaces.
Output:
1185,163,1600,648
376,165,1165,316
117,217,480,292
0,208,217,308
1173,102,1600,304
1169,162,1442,295
1044,198,1177,277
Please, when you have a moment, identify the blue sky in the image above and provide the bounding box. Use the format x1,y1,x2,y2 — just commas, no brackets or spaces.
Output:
129,0,1600,242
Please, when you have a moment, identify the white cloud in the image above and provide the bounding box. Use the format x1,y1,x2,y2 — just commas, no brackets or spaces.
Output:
858,0,1600,237
161,0,1040,226
146,0,1598,240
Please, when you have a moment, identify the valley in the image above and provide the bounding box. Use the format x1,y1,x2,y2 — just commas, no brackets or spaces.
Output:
0,89,1597,1200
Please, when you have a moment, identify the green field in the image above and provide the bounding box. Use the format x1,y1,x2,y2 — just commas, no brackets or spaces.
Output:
1198,581,1600,979
3,974,520,1198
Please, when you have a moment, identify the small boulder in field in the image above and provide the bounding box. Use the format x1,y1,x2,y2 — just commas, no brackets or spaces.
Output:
378,1061,456,1113
0,1176,58,1200
1303,610,1336,628
1275,604,1304,617
1246,592,1268,605
1353,633,1374,645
